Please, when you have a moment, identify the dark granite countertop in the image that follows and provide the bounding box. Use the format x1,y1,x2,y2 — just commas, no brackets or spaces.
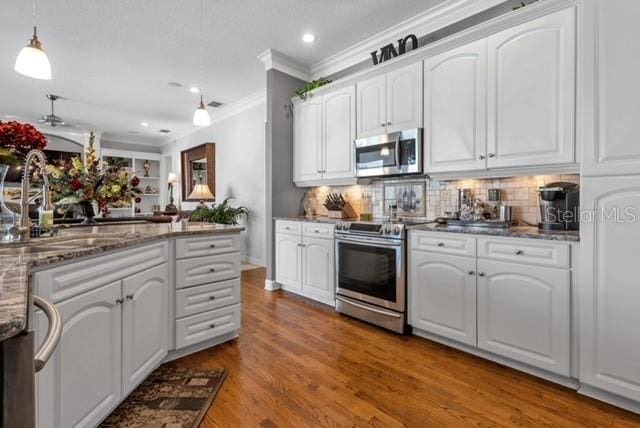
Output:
408,223,580,242
0,223,244,343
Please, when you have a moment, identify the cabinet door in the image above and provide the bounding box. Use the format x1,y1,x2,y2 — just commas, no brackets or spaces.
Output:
122,263,169,396
294,98,322,182
302,236,335,304
386,62,423,133
477,260,570,375
356,74,387,138
322,85,356,181
580,177,640,401
424,40,487,173
487,7,576,168
582,1,640,176
36,282,122,428
409,251,477,346
275,233,302,291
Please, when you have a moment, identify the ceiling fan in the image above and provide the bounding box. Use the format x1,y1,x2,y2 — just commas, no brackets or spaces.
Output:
38,94,69,127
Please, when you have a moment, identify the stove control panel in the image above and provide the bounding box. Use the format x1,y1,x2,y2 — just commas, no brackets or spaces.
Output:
336,221,405,236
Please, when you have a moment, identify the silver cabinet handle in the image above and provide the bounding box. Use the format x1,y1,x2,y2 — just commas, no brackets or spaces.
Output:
479,154,486,160
34,295,62,373
468,270,475,275
209,244,216,248
115,298,124,305
209,323,216,329
125,294,134,300
209,268,216,272
380,123,386,127
284,226,290,230
514,249,523,255
387,122,392,126
437,242,445,247
209,295,216,301
478,272,486,277
488,153,495,158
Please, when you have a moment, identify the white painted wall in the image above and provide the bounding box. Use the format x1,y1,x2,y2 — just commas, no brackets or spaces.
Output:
162,102,266,266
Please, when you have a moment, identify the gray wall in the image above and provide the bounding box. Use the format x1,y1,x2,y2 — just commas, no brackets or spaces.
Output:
163,102,267,266
265,69,307,280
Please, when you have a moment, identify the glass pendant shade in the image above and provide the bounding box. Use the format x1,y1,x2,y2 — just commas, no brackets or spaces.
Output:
15,27,52,80
192,96,211,127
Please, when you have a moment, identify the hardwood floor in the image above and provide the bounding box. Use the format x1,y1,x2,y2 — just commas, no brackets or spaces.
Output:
177,268,640,427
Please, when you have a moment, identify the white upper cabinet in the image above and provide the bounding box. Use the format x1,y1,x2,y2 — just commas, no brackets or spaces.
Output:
582,0,640,176
356,74,387,138
424,39,488,173
121,264,169,396
477,259,571,376
357,62,423,138
294,97,322,183
409,251,477,346
322,86,356,180
580,177,640,401
386,62,423,133
487,7,576,169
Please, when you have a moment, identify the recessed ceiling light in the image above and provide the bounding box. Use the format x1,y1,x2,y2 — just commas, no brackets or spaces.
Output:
302,33,316,43
141,122,149,127
189,86,200,93
158,129,172,134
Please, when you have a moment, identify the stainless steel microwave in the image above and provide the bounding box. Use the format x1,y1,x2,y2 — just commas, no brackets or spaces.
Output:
354,128,422,178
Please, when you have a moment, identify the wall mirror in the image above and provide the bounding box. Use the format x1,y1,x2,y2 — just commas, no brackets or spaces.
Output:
181,143,215,201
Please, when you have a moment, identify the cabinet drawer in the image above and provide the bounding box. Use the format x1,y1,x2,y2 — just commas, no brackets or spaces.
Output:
176,234,241,259
302,222,334,238
176,253,241,289
276,220,302,236
175,304,241,349
410,231,476,257
477,237,570,268
175,278,240,318
34,241,168,303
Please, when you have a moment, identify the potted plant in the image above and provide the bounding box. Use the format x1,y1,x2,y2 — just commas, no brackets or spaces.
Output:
189,197,249,225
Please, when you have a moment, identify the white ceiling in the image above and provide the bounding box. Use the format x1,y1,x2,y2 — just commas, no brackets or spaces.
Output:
0,0,444,145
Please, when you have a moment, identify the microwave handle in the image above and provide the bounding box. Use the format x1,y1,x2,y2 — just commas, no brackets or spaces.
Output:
394,135,401,167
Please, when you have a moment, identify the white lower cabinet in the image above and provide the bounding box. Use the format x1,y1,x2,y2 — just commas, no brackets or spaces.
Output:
275,220,335,306
122,263,169,396
36,282,123,428
409,251,477,346
409,231,573,378
477,260,571,376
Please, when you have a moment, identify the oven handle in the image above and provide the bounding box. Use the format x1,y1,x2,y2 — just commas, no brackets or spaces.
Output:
34,295,62,372
336,296,402,318
336,236,403,248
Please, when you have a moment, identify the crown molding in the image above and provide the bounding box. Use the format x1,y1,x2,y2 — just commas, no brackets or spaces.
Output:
310,0,504,79
162,88,267,146
258,49,310,82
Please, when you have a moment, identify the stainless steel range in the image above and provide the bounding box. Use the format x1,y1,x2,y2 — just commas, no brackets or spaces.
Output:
334,219,425,333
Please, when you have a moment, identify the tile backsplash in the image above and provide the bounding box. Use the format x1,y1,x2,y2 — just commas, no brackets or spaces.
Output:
306,174,579,225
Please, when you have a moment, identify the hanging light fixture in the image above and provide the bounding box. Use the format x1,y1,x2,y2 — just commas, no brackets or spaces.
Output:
193,95,211,126
15,0,52,80
192,0,211,127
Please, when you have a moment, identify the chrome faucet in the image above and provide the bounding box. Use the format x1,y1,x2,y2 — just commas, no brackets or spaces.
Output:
11,149,52,241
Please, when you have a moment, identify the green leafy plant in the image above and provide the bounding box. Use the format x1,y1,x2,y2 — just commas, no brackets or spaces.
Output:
294,78,332,100
190,197,249,225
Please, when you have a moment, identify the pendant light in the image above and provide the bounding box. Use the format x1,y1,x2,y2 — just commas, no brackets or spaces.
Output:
15,0,52,80
192,0,211,127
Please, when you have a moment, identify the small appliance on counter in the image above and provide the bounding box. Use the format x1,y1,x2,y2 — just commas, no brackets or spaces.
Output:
537,182,580,231
354,128,422,178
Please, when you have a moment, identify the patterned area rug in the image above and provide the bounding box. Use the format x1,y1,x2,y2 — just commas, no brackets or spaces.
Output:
100,364,227,428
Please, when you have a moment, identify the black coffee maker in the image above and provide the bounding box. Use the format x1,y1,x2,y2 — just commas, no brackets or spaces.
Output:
537,182,579,231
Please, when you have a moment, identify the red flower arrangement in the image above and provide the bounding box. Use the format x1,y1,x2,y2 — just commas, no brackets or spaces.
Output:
0,121,48,165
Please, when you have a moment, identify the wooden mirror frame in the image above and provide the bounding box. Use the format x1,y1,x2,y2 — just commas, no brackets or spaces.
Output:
181,143,216,202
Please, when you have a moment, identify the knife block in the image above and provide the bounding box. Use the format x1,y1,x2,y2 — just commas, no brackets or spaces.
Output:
327,202,358,219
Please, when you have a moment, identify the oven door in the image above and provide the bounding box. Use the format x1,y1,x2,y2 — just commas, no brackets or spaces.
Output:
335,235,405,312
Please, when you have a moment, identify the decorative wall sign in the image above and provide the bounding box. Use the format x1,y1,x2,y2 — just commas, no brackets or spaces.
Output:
371,34,419,65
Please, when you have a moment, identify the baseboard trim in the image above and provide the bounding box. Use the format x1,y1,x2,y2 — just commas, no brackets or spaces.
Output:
242,255,264,266
578,385,640,415
412,328,579,389
264,279,281,291
164,331,239,362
